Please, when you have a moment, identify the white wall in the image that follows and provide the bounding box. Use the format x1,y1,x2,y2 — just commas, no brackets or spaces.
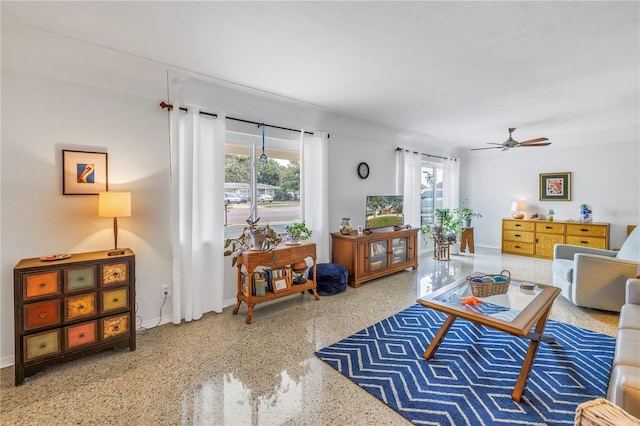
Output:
0,67,174,366
460,142,640,249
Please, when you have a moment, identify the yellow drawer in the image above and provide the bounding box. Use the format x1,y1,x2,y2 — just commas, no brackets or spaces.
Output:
24,271,60,300
566,224,607,238
65,266,96,292
65,321,97,350
535,222,565,234
24,330,60,361
503,220,534,232
101,263,129,286
101,288,128,313
101,313,130,340
24,300,61,331
65,293,97,321
503,230,534,243
565,235,607,249
503,241,534,255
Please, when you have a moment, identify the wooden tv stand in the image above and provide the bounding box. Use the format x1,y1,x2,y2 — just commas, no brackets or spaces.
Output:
331,228,419,288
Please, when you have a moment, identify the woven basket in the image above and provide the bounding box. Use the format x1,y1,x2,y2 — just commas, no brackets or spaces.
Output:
466,270,511,297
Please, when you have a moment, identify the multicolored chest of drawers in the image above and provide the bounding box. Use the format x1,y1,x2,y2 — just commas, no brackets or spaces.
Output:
13,249,135,385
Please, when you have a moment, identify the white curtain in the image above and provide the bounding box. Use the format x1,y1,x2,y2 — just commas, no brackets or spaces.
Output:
301,131,330,263
169,105,225,323
442,157,461,210
396,149,422,229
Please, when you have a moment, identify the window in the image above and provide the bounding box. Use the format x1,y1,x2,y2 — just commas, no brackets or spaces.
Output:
421,162,443,227
224,120,301,239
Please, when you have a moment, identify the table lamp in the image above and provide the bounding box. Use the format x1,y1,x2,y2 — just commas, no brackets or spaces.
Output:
99,191,131,256
510,202,525,219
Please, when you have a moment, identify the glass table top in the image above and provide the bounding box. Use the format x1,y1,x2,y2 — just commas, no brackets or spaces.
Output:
419,276,546,324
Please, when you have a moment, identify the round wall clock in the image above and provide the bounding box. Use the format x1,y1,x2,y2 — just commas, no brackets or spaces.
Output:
357,162,370,179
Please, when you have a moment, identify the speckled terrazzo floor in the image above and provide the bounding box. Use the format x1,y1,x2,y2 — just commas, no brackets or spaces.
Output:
1,248,619,425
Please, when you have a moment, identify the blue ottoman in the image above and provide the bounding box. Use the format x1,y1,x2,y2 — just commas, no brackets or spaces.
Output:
309,263,348,296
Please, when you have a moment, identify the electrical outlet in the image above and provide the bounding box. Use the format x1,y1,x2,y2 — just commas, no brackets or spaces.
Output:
161,284,171,298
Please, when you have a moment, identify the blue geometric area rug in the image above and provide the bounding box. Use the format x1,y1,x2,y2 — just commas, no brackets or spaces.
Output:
315,304,615,425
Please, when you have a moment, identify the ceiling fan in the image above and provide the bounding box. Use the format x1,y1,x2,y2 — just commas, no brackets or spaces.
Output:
470,128,550,151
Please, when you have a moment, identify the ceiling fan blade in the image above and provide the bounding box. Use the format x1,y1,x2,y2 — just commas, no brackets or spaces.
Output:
519,137,549,145
470,146,502,151
520,142,551,147
486,143,504,146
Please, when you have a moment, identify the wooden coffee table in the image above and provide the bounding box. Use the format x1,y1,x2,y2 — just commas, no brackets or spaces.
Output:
417,275,561,402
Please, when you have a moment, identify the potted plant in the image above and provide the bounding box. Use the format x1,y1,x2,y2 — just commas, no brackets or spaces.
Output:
432,208,462,254
224,217,282,267
454,203,482,227
285,220,312,244
435,208,461,241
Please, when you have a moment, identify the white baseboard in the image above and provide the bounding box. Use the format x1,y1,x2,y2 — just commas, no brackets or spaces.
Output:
1,354,14,369
136,298,238,331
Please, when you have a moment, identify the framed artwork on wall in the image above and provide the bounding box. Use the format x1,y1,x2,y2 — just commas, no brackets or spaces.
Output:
539,172,571,201
62,150,108,195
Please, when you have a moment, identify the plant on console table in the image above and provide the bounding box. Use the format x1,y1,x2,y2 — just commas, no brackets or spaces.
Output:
285,220,313,244
224,217,282,267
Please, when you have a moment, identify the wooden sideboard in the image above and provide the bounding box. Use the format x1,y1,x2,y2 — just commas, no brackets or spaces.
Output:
501,219,610,259
331,228,419,288
14,249,136,385
232,242,319,324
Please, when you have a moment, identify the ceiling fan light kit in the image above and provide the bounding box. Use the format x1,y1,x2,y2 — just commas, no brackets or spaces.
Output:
470,128,551,152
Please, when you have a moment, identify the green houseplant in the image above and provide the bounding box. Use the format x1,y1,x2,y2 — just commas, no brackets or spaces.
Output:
427,208,462,259
434,208,461,243
224,217,282,267
285,220,312,244
454,203,482,227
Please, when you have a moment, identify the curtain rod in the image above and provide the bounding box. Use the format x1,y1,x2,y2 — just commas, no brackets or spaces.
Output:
160,101,313,135
395,147,449,160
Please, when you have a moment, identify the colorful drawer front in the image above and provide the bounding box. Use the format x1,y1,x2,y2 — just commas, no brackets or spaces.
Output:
65,266,96,292
24,271,60,300
102,288,128,313
101,313,130,340
65,293,97,321
24,300,61,331
102,263,129,286
65,321,97,349
24,330,61,361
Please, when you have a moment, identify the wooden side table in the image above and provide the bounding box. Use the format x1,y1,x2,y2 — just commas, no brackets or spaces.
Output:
460,227,475,253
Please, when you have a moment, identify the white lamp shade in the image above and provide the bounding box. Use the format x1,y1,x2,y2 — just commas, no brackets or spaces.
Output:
98,192,131,218
511,201,526,211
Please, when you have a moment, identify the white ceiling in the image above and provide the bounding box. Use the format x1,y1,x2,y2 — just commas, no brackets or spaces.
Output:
2,1,639,151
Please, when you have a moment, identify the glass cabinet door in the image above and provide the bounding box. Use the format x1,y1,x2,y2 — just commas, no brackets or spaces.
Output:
369,240,388,271
391,237,408,265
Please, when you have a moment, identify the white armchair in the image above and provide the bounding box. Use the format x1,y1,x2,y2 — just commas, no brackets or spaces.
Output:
552,226,639,312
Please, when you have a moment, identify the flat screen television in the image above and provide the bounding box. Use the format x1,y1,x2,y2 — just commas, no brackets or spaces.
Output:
365,195,404,232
